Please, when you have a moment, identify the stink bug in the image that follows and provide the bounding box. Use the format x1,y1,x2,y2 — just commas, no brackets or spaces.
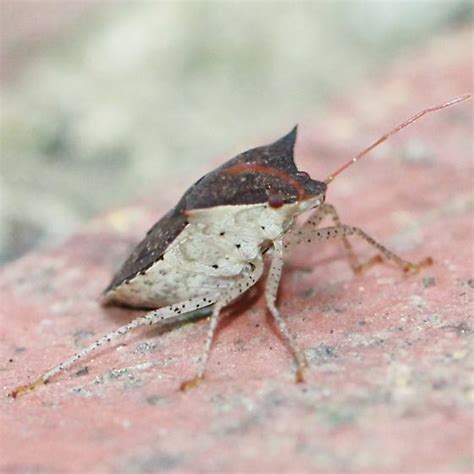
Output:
10,94,471,398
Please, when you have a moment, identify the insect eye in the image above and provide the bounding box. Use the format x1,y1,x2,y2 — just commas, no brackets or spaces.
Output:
268,192,285,208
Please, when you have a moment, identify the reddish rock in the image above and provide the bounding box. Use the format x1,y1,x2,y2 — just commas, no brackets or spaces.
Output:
1,28,472,473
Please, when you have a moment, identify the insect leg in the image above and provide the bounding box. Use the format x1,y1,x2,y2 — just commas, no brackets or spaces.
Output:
266,239,308,383
180,261,264,391
288,203,366,272
288,223,431,274
9,294,219,398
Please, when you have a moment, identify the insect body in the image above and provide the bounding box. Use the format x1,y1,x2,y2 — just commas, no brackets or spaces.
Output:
10,94,471,398
102,127,325,310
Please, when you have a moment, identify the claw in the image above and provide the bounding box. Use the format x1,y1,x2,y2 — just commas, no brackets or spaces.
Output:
419,256,434,268
353,254,384,274
403,256,433,275
9,377,46,399
179,375,204,392
295,365,306,384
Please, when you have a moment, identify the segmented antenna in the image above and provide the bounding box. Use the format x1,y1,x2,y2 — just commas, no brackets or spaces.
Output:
324,94,472,185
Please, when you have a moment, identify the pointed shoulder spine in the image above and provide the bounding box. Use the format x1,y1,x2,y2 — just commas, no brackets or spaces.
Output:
276,125,298,152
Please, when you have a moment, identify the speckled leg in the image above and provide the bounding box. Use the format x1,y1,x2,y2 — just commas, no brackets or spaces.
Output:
9,293,221,398
265,239,307,383
180,261,263,391
288,218,432,274
286,203,382,273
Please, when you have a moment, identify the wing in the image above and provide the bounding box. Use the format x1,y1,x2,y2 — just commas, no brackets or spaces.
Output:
103,209,188,293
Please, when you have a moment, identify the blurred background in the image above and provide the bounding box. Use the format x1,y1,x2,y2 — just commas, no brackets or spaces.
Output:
0,1,472,265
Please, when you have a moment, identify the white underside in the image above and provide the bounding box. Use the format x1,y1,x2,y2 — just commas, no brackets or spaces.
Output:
103,199,316,308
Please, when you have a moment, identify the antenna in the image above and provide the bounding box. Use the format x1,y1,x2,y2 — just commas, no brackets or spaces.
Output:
324,94,472,185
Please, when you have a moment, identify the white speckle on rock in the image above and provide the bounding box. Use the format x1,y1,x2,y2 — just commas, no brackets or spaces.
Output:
409,295,426,309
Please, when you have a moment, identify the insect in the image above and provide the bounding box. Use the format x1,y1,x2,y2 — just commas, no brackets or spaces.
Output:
10,94,471,398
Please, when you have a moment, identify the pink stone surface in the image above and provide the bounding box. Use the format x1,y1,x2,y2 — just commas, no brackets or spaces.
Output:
1,28,473,473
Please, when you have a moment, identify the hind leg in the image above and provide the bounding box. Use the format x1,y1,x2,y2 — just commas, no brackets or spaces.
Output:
10,293,221,398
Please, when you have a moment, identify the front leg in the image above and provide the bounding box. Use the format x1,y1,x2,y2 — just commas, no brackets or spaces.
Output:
286,203,379,273
294,203,364,272
288,219,431,274
286,203,431,274
265,239,307,383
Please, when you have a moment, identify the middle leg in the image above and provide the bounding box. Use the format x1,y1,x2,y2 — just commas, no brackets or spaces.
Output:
266,239,308,383
180,260,263,390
